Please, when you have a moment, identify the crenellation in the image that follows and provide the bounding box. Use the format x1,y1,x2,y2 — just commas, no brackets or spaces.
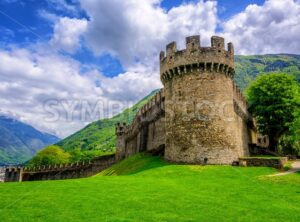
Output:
2,154,115,182
116,122,127,136
228,42,234,54
159,51,165,61
160,35,235,83
166,41,177,58
233,82,248,107
211,36,225,51
115,89,166,159
186,35,200,52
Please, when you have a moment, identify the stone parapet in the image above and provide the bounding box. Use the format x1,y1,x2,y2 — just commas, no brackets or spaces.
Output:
4,154,116,182
160,36,235,83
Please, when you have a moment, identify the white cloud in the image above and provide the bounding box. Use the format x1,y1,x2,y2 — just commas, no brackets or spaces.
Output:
0,44,162,138
0,47,101,137
50,17,88,53
3,0,300,139
98,65,162,101
222,0,300,54
81,0,218,68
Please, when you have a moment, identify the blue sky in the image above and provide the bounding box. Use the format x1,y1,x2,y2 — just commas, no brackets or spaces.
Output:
0,0,265,77
0,0,299,137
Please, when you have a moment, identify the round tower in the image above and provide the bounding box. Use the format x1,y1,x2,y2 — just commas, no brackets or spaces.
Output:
160,35,243,164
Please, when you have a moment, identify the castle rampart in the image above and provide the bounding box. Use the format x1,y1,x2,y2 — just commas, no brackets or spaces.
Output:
4,154,116,182
116,89,165,160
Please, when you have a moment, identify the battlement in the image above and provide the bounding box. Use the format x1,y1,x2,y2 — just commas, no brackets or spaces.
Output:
5,154,116,182
138,89,164,116
23,160,92,173
116,122,127,135
233,82,247,108
160,35,235,83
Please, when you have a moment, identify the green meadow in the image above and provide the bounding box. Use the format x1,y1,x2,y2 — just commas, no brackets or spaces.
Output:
0,154,299,222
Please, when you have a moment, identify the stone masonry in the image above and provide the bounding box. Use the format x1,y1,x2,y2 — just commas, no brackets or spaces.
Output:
4,154,116,182
116,35,257,165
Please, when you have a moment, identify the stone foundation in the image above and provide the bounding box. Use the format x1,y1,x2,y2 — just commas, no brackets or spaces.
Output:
239,157,288,169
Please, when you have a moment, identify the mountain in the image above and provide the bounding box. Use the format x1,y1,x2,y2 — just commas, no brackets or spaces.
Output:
0,116,60,165
235,54,300,90
58,54,300,154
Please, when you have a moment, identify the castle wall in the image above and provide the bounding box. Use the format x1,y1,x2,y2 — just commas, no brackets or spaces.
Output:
4,167,23,182
4,154,116,182
147,117,165,153
232,82,254,157
0,167,5,182
116,90,165,160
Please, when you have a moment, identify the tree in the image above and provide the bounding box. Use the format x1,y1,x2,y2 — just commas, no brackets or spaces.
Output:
27,145,70,167
279,108,300,155
246,73,300,152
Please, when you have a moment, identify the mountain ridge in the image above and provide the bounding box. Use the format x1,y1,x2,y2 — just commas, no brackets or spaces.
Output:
0,115,60,165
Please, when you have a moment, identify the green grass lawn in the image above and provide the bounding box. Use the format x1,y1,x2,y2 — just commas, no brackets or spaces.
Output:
0,154,300,222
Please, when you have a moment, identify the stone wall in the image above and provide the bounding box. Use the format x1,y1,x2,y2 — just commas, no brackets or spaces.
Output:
0,167,5,182
239,157,288,169
116,89,165,160
4,154,116,182
4,167,23,182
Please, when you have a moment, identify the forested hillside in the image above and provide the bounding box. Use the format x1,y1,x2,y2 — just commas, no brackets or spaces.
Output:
235,54,300,90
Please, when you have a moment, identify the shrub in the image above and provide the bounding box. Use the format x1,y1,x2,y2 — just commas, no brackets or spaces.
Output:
27,145,70,167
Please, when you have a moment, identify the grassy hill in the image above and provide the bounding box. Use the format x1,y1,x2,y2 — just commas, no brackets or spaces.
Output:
56,54,300,155
57,90,159,154
0,155,299,221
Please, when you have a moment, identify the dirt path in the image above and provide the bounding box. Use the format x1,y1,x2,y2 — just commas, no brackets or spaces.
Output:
268,160,300,177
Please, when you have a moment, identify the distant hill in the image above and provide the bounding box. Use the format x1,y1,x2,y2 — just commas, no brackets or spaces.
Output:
0,116,60,165
57,54,300,154
235,54,300,90
57,90,159,153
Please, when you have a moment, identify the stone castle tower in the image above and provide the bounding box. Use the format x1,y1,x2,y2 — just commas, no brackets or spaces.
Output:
116,35,254,165
160,35,250,164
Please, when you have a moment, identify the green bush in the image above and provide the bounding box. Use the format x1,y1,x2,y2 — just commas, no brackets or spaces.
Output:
27,145,70,167
283,162,293,171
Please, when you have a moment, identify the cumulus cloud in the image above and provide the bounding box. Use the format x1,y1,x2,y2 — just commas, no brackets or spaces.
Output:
222,0,300,54
81,0,218,68
50,17,88,53
0,47,101,137
0,44,162,137
98,65,162,101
